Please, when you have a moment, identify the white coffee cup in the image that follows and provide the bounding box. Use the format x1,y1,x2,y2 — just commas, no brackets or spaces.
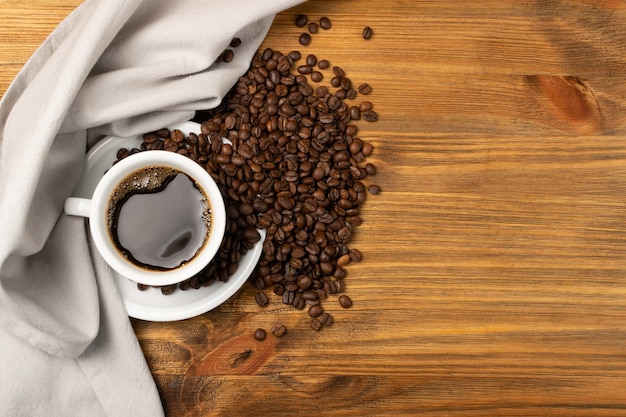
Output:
64,150,226,287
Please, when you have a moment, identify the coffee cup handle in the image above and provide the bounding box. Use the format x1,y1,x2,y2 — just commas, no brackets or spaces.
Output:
64,197,92,218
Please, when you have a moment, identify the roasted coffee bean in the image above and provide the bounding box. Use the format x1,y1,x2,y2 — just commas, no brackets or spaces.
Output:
282,290,295,305
362,26,373,40
308,304,324,318
222,49,235,63
337,253,351,267
350,248,363,262
317,59,330,69
330,76,342,88
308,22,319,33
297,65,312,75
362,110,378,122
160,285,177,296
334,266,347,279
359,101,373,112
230,37,242,48
319,16,331,30
272,324,287,337
297,275,313,289
305,54,317,66
310,318,322,331
299,33,312,46
358,83,372,95
319,312,333,327
368,184,381,194
332,66,345,77
116,148,130,160
254,328,267,341
295,14,308,27
301,290,319,301
349,106,361,120
293,295,306,310
288,50,302,62
339,295,353,308
254,292,269,307
310,71,323,82
362,142,374,156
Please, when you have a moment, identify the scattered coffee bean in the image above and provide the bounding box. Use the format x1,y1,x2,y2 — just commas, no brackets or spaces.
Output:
295,14,308,27
358,83,372,95
230,38,242,48
310,318,322,331
332,66,345,77
254,328,267,341
368,184,381,194
306,54,317,66
359,101,373,112
339,295,353,308
272,324,287,337
350,248,363,262
319,312,333,327
222,49,235,63
255,292,269,307
317,59,330,69
308,22,319,34
362,110,379,122
299,33,312,46
363,26,373,40
319,16,331,30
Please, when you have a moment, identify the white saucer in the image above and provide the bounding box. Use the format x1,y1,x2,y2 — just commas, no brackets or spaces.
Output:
73,121,265,322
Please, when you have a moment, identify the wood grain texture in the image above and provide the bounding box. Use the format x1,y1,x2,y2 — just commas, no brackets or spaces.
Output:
4,0,626,415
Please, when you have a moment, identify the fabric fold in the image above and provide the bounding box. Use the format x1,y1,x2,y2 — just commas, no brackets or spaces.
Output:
0,0,305,415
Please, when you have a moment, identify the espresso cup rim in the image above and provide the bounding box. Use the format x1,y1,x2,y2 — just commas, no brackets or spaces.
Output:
89,150,226,286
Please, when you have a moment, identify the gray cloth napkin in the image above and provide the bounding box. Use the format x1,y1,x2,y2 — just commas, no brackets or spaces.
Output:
0,0,303,415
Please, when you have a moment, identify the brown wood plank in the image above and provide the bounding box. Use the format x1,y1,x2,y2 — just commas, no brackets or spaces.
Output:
3,0,626,416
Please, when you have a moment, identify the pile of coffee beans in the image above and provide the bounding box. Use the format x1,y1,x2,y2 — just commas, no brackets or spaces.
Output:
116,18,380,333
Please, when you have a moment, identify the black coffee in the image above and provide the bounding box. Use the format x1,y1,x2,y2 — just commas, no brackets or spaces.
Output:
107,165,211,271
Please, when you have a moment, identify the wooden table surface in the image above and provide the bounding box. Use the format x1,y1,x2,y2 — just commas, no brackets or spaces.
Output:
4,0,626,415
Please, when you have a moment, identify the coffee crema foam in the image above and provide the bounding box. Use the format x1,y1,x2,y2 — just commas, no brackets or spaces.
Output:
106,165,212,271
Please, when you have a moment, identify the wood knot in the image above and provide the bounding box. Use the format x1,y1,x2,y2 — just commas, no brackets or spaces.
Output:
528,75,603,135
188,333,274,376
